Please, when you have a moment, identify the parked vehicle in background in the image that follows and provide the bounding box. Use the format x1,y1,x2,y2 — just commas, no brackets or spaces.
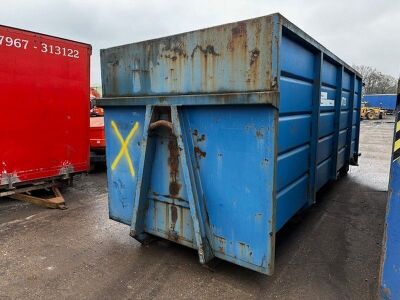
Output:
90,87,106,168
364,94,396,114
0,25,91,205
360,101,386,120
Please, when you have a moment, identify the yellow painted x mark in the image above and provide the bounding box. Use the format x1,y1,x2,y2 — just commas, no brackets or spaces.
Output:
111,120,139,176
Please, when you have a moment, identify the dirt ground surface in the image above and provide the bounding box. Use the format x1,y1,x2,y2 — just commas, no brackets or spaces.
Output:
0,118,394,299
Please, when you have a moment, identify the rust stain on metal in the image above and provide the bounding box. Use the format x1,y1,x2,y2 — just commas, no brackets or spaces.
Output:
162,42,187,56
170,205,178,224
161,40,188,67
231,22,247,38
168,137,181,197
189,44,220,91
190,45,220,58
227,22,248,51
256,129,264,138
255,213,263,220
248,47,260,88
192,129,206,142
382,287,391,299
167,204,179,242
215,235,226,254
238,241,254,260
249,48,260,66
197,134,206,142
194,146,206,158
227,20,263,90
261,158,268,167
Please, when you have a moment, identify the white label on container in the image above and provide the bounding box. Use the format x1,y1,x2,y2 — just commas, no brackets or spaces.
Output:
320,92,334,106
341,97,347,106
321,99,335,106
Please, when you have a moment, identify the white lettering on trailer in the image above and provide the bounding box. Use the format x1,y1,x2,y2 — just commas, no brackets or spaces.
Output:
0,35,80,59
0,36,28,49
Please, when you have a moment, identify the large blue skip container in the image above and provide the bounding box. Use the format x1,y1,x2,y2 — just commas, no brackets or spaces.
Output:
98,13,362,274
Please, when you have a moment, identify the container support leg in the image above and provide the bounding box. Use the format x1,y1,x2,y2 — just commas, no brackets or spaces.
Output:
171,106,214,264
9,186,66,209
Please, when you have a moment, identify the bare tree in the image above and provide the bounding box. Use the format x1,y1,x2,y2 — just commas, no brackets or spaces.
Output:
353,65,397,95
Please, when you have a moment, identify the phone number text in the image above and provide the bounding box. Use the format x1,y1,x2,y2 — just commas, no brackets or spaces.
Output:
0,35,80,59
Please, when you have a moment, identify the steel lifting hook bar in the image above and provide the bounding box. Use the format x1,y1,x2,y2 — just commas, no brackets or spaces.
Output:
148,119,173,131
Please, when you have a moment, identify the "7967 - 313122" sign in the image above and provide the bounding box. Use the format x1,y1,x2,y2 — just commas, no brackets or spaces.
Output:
0,35,80,59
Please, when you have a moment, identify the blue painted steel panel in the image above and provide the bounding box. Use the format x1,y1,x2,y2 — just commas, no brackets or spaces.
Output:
351,126,357,140
342,71,351,91
280,77,313,114
338,129,347,149
380,157,400,299
322,60,338,86
181,106,276,269
336,147,346,170
281,35,314,80
353,79,362,162
98,13,361,275
380,95,400,299
319,112,335,137
277,145,309,191
317,134,334,163
354,93,360,108
276,175,308,230
350,141,355,156
278,115,311,153
340,111,349,130
105,107,146,225
341,93,350,110
316,157,332,190
352,110,358,125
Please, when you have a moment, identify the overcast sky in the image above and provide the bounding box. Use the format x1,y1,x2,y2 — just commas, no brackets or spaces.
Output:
1,0,399,85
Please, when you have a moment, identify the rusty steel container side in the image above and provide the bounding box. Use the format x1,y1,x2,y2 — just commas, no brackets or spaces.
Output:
100,17,277,97
98,13,362,275
0,25,91,189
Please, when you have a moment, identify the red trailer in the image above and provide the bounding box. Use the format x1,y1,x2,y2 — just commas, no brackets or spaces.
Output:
0,25,91,206
89,88,106,166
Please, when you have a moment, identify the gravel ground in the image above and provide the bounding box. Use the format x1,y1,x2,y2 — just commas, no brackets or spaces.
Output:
0,118,393,299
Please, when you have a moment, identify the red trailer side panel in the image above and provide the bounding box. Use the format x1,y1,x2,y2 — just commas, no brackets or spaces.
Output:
0,26,91,188
89,117,105,149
